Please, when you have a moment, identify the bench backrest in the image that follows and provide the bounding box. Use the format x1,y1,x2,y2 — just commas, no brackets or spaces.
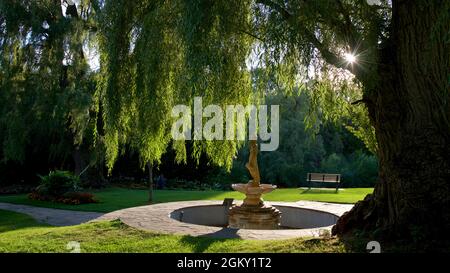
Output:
307,173,340,183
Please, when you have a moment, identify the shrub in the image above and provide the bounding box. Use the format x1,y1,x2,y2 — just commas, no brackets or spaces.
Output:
28,170,97,204
165,178,221,191
28,191,51,202
57,192,98,205
36,170,81,197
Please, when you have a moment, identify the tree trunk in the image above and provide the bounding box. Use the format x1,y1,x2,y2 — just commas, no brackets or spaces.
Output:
333,0,450,245
147,162,154,203
72,147,87,176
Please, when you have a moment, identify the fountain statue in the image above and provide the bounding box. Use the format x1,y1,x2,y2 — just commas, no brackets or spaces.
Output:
228,140,281,229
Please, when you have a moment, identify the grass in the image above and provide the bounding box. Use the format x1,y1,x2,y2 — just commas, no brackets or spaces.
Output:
0,209,348,253
0,187,373,213
0,187,371,253
0,209,50,233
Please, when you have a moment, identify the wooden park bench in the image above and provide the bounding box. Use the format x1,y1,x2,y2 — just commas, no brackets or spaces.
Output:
306,173,341,192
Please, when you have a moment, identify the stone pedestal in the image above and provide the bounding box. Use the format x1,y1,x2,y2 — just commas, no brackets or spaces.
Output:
228,204,281,230
228,183,281,230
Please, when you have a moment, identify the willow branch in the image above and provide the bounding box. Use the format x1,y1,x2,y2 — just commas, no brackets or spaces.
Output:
256,0,359,75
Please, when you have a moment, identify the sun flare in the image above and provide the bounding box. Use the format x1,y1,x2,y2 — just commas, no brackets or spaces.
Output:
344,53,357,64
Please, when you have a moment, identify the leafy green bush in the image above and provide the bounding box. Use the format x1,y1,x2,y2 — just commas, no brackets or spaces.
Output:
36,170,81,197
29,170,97,204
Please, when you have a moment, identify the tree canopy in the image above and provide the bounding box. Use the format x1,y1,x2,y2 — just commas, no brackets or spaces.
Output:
1,0,447,168
96,0,393,170
0,0,396,171
0,0,96,164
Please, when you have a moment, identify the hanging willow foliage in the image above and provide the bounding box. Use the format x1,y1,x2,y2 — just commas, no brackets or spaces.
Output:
95,0,392,171
96,0,254,171
1,0,402,173
0,0,97,164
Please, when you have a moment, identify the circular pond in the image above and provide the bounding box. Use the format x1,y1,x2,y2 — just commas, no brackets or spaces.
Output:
170,204,339,230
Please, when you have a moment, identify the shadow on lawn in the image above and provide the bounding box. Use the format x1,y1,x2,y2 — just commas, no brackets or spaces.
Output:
0,209,49,233
179,228,241,252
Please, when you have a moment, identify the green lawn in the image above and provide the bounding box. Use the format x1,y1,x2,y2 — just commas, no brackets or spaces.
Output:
0,209,349,253
0,187,373,213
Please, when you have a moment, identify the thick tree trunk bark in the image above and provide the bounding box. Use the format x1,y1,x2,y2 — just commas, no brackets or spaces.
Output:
333,1,450,245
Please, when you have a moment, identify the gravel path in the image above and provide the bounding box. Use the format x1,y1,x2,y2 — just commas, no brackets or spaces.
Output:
0,202,104,226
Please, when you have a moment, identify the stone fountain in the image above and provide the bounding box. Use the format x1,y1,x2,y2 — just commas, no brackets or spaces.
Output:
228,140,281,229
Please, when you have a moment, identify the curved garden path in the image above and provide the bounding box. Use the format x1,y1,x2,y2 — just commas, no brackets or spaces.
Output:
0,202,104,226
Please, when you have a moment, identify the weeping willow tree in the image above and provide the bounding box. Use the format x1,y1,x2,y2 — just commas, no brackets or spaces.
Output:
96,0,449,243
95,0,255,201
1,0,449,244
96,0,253,171
0,0,100,179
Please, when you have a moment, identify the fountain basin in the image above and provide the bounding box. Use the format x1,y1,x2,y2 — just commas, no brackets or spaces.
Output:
231,183,277,209
232,183,277,195
170,204,338,229
97,201,352,239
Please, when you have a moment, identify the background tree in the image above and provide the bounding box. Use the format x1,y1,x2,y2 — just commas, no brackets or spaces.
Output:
0,0,103,185
228,90,377,189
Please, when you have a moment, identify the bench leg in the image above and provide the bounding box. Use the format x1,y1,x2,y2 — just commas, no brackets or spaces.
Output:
335,183,339,192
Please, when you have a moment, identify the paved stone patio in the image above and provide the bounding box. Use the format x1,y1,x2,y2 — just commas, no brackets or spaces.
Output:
0,200,353,239
0,202,104,226
97,200,354,240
